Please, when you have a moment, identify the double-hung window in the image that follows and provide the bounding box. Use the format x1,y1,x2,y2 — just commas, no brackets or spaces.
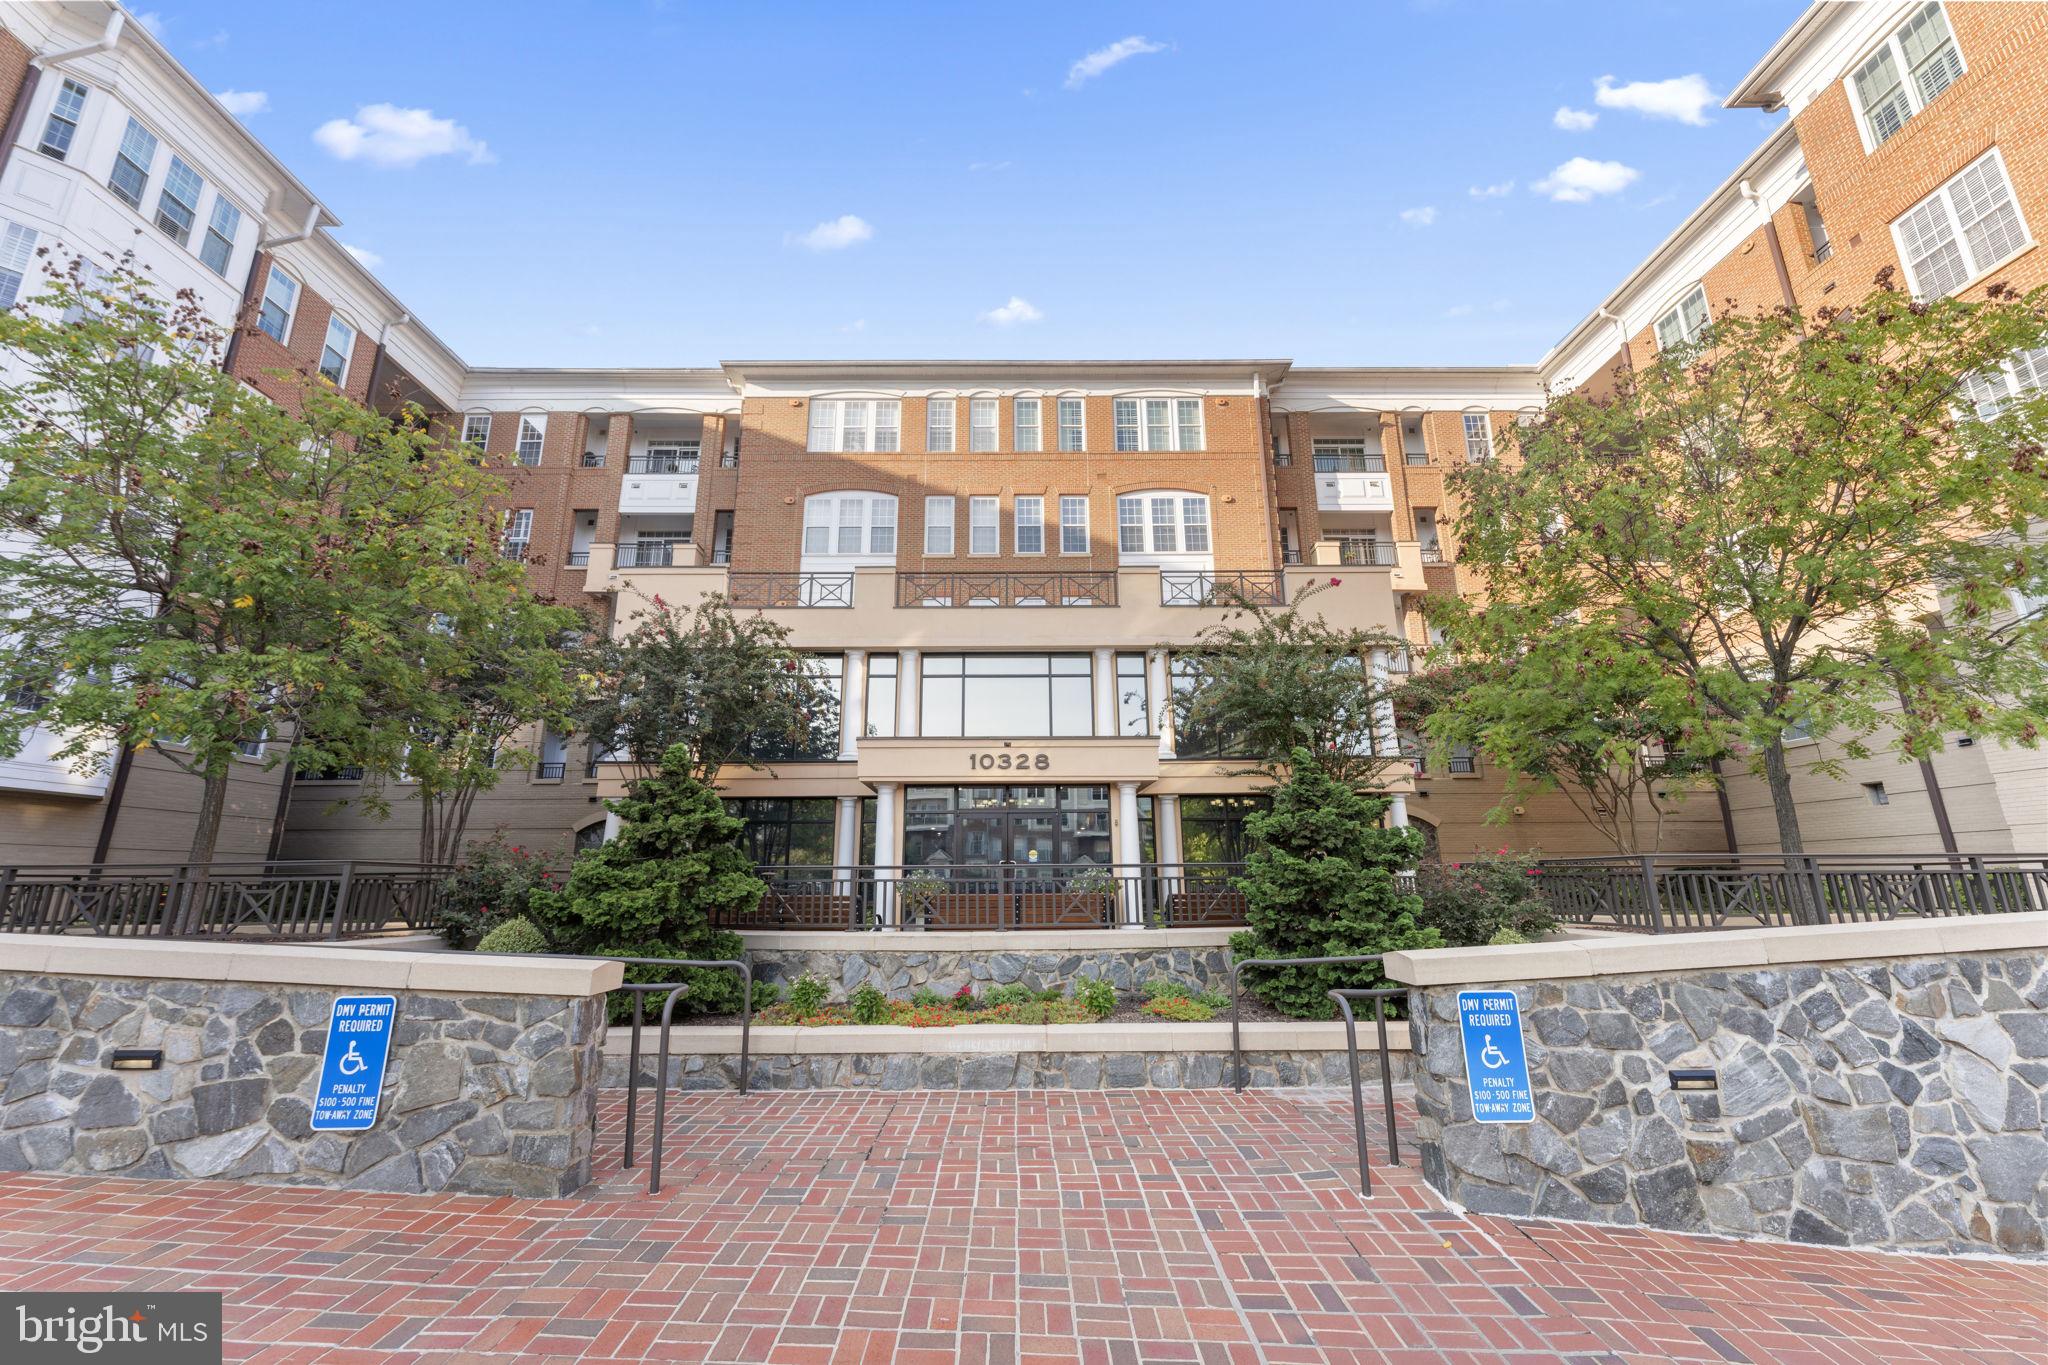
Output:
0,220,38,311
803,493,898,559
1960,346,2048,420
503,509,534,560
1851,3,1964,149
199,195,240,276
925,496,955,554
808,399,901,452
1057,398,1085,451
108,118,157,209
969,496,1000,555
1015,495,1044,554
461,414,492,449
1654,285,1710,352
37,79,87,161
926,398,956,451
256,265,296,343
1895,150,2029,299
516,416,546,466
1059,496,1090,553
319,315,356,385
1014,398,1042,451
1116,493,1211,556
154,157,203,246
1113,397,1205,451
1463,413,1493,463
970,398,999,451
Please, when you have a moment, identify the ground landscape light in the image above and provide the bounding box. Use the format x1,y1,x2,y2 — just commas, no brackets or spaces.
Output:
107,1048,164,1071
1668,1068,1718,1091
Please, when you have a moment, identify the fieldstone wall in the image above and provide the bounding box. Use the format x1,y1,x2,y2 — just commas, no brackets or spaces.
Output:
0,972,604,1196
1410,948,2048,1256
604,1046,1407,1091
751,943,1233,1000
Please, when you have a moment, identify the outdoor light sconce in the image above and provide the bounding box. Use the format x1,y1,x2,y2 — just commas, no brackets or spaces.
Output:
107,1048,164,1071
1668,1068,1718,1091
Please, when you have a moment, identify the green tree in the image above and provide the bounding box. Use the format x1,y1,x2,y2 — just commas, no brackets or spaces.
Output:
1168,582,1411,787
0,251,549,875
576,594,839,782
1228,748,1440,1018
1448,275,2048,853
1396,629,1711,853
526,743,755,1016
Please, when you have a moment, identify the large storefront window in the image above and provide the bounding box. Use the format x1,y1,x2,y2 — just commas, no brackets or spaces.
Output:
1178,795,1266,863
741,655,842,760
920,655,1093,737
731,796,877,870
904,786,1113,867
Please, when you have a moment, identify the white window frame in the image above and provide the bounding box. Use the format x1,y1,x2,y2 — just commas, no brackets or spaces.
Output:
1653,285,1710,352
1892,148,2032,301
808,398,901,452
1112,396,1205,451
1115,491,1214,562
37,78,87,161
462,413,492,448
503,508,534,559
0,220,38,312
1059,495,1090,554
154,155,203,247
515,416,546,466
926,397,956,451
924,496,955,555
256,265,297,344
107,117,158,210
1057,397,1086,452
968,496,1000,556
319,314,356,386
1014,495,1044,554
1960,345,2048,420
1847,2,1966,153
1462,413,1493,463
199,194,241,277
802,492,899,564
970,398,999,452
1015,398,1042,452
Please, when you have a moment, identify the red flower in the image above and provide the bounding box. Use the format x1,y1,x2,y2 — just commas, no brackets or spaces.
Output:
1329,577,1342,586
953,983,974,999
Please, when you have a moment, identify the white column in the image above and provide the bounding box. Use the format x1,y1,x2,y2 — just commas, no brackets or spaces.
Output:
874,781,901,929
602,810,623,842
1148,650,1173,757
1387,793,1410,829
838,648,867,760
1092,647,1116,736
897,648,920,737
1157,793,1183,871
1116,781,1144,925
833,796,860,880
1371,647,1412,836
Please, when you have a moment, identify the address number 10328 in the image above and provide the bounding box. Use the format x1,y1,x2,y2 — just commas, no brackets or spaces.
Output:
968,752,1051,771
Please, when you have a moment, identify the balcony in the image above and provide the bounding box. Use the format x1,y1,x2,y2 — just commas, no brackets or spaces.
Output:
1160,569,1284,607
619,451,699,514
1335,538,1397,566
1314,468,1394,513
898,571,1118,608
730,571,855,608
567,549,591,567
616,542,680,568
1313,452,1385,473
534,762,566,780
1419,544,1444,565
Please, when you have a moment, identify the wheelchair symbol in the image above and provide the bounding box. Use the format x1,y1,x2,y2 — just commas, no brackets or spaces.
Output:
1479,1036,1509,1070
336,1041,368,1077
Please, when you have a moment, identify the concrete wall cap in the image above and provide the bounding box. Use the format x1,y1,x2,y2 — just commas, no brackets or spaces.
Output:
0,933,621,996
737,928,1237,952
1384,913,2048,985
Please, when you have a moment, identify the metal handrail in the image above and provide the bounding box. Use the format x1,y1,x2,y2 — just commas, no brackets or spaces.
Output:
1313,452,1386,473
896,570,1119,608
1229,953,1385,1089
728,571,855,608
1159,569,1286,607
607,955,753,1195
1328,988,1405,1196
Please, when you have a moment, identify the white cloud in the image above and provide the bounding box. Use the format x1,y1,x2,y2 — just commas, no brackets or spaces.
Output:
1066,36,1166,89
1444,303,1476,318
214,90,268,117
1468,179,1515,199
313,103,493,168
793,214,874,251
980,296,1044,327
133,11,166,38
1553,106,1598,131
1399,206,1438,227
1532,157,1640,203
840,318,868,334
1594,73,1718,126
340,242,383,270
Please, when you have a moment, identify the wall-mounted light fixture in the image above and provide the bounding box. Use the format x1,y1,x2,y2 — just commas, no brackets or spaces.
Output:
1668,1068,1717,1091
107,1048,163,1071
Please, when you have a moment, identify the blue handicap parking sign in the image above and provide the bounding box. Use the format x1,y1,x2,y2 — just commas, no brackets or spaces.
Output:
1457,990,1535,1124
311,994,398,1132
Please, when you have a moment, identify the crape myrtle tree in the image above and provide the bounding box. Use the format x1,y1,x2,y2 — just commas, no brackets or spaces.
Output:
1442,272,2048,855
576,593,841,782
0,250,577,876
1396,630,1711,853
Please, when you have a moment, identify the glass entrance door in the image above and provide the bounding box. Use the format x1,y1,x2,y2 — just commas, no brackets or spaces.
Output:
904,785,1114,868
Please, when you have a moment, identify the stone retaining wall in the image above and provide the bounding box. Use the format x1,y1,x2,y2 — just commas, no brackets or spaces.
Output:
741,929,1236,1001
1389,916,2048,1257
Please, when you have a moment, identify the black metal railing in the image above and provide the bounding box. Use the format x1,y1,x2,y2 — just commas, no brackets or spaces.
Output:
1419,545,1444,564
1336,539,1397,567
1534,852,2048,933
607,956,752,1195
728,572,855,608
723,862,1247,931
1313,452,1386,473
534,761,567,779
615,542,677,568
566,549,590,566
0,861,454,939
627,451,699,474
896,571,1118,608
1160,569,1285,607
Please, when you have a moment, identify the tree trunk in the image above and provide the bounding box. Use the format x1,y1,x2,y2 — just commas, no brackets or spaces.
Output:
1760,739,1805,854
175,769,231,934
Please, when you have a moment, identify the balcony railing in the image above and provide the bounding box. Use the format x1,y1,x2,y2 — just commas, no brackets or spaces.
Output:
897,570,1118,608
1160,569,1285,607
566,549,590,566
627,451,699,474
1533,853,2048,933
1419,544,1444,564
1314,452,1386,473
729,571,855,608
723,862,1249,931
0,861,454,939
615,542,678,568
1336,538,1397,566
534,761,566,779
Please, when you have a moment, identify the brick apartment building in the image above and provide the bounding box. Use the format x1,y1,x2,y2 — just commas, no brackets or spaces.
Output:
0,1,2042,878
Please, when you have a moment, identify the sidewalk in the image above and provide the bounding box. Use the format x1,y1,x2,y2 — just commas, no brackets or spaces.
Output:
1,1088,2043,1362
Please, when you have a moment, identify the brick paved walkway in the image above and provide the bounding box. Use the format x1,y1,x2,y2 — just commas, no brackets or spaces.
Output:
1,1089,2045,1363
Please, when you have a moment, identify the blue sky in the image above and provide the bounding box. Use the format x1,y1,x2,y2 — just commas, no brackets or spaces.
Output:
142,0,1803,369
